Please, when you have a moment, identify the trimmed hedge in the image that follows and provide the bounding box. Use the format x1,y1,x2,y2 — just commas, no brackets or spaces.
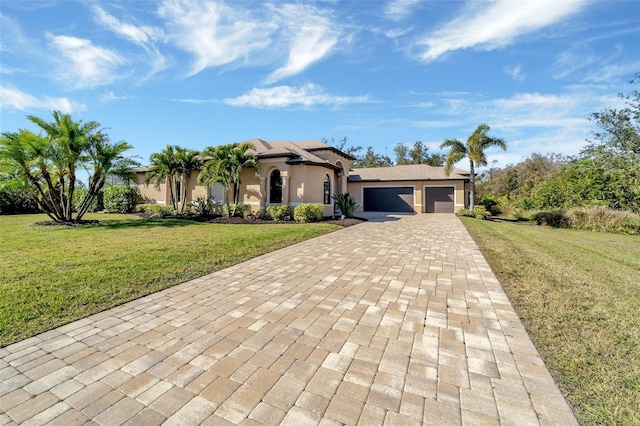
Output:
266,205,292,221
294,203,324,223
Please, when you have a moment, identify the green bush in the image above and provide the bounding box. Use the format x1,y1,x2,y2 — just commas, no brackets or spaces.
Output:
456,206,490,219
73,188,103,213
223,203,252,218
532,209,568,227
103,186,139,213
332,193,359,218
0,180,39,213
480,196,502,216
266,205,292,221
293,203,324,223
136,204,174,218
191,196,216,216
456,208,474,217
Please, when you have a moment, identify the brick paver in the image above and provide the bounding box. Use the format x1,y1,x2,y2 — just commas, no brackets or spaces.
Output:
0,214,577,425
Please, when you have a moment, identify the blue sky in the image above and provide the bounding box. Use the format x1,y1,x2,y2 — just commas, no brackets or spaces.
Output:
1,0,639,171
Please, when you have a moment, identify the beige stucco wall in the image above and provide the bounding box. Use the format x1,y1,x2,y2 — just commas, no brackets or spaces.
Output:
252,162,337,216
135,172,210,205
347,179,468,213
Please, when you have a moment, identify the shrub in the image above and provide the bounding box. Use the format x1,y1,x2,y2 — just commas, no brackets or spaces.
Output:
191,196,216,216
223,203,252,218
73,188,103,213
565,206,640,235
456,208,474,217
136,204,174,218
293,203,324,223
456,206,490,219
332,193,359,218
473,205,489,220
531,209,568,227
103,186,139,213
0,181,39,213
480,196,502,216
266,205,292,221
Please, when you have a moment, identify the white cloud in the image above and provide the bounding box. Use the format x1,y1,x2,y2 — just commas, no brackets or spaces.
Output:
223,83,371,108
92,5,161,45
47,33,126,89
92,5,168,82
157,0,274,76
415,0,587,61
265,4,340,84
384,0,422,22
504,64,525,82
0,85,85,113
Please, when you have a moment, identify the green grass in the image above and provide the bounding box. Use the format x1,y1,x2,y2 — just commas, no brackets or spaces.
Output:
0,213,339,347
461,218,640,426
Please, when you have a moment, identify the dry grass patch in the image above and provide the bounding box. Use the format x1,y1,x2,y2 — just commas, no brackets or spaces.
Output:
462,217,640,425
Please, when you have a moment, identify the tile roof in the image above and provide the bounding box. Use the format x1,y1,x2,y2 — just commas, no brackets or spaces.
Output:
348,164,469,182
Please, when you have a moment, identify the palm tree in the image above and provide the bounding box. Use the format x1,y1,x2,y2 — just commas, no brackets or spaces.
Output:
229,142,260,206
0,111,137,222
76,133,139,220
174,147,202,213
146,145,180,210
27,111,100,221
440,124,507,212
199,142,259,216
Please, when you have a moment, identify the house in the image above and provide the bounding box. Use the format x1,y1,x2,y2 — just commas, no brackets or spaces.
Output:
348,164,470,214
134,139,470,215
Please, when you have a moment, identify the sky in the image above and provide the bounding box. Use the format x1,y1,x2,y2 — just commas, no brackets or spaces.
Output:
1,0,639,172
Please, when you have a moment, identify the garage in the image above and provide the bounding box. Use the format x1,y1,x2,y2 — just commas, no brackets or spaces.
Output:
363,187,414,212
425,186,455,213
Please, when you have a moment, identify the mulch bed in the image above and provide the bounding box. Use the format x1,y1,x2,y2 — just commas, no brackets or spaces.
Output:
184,215,366,227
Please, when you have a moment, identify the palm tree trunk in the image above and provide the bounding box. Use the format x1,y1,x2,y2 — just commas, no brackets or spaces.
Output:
469,159,475,212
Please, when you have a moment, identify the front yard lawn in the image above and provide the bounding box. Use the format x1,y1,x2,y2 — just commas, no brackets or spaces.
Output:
0,214,340,347
461,217,640,426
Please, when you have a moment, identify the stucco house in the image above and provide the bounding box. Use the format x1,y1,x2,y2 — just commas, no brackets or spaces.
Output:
134,139,470,215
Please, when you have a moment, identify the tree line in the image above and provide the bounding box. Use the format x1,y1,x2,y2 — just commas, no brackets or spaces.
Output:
477,75,640,215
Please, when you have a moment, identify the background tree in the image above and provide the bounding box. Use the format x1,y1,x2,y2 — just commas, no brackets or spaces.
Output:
440,124,507,212
394,141,445,166
0,111,137,222
353,146,393,168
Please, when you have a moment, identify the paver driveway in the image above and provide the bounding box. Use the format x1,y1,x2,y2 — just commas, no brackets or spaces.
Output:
0,214,577,425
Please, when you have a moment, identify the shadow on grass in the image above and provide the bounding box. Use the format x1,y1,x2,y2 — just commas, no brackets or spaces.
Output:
34,218,201,230
95,218,200,229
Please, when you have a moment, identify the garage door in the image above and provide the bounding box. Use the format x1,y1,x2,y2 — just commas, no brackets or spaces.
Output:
363,187,414,212
425,187,455,213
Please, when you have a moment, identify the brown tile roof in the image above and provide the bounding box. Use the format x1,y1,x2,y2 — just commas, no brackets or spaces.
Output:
348,164,469,182
238,138,353,166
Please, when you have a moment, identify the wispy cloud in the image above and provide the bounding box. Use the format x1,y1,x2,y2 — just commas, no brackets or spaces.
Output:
504,64,525,82
47,33,126,89
92,5,168,81
157,0,273,76
265,4,340,84
223,83,371,108
92,5,161,45
0,85,85,113
384,0,422,22
415,0,587,61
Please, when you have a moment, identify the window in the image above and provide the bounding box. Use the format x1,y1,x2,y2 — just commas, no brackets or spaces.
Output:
269,169,282,204
323,174,331,205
